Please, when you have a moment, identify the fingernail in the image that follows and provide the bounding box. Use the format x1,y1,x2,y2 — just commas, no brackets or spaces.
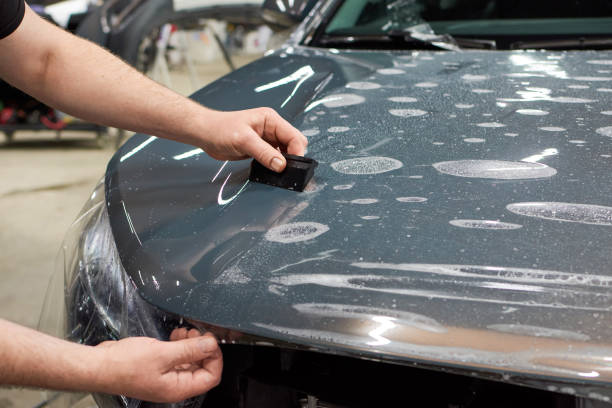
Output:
198,337,214,352
270,157,284,172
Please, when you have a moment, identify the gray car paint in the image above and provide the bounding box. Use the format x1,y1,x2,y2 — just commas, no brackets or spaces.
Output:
105,47,612,399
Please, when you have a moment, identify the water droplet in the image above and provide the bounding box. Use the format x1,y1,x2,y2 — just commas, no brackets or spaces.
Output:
388,96,418,103
396,197,428,202
265,222,330,243
389,109,427,117
346,81,381,90
433,160,557,179
516,109,549,116
332,157,403,175
450,219,522,230
507,202,612,226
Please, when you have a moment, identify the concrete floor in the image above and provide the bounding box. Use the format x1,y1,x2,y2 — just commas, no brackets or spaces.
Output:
0,54,259,407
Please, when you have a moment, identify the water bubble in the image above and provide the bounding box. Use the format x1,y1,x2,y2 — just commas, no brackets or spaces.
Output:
568,85,589,89
596,127,612,137
476,122,506,128
587,60,612,65
320,93,366,108
602,111,612,116
360,215,381,220
539,126,566,132
333,183,354,190
332,157,403,175
472,89,494,94
550,97,596,103
377,68,405,75
598,88,612,93
389,109,427,117
449,219,522,230
265,222,330,243
462,74,489,82
464,138,485,143
504,133,519,137
506,202,612,226
455,103,474,109
573,76,612,81
433,160,557,179
302,128,319,137
351,198,379,204
516,109,549,116
388,96,418,103
415,82,438,88
346,81,381,90
487,324,589,341
396,197,428,202
328,126,350,133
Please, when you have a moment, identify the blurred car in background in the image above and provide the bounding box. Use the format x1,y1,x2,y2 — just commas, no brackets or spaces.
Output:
40,0,612,407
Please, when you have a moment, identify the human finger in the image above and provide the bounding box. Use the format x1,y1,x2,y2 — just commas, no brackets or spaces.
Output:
171,354,223,400
241,127,287,172
170,327,188,342
166,332,219,366
187,328,201,338
258,108,307,156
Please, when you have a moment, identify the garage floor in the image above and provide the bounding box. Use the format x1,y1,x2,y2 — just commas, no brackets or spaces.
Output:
0,54,258,407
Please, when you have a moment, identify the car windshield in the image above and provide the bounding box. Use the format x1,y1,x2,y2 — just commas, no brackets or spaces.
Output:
319,0,612,49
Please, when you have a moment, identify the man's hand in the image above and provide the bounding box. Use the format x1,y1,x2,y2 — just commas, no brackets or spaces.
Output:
95,328,222,403
199,108,308,173
0,6,307,173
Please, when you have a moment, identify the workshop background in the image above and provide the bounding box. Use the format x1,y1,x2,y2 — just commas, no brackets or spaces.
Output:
0,0,280,405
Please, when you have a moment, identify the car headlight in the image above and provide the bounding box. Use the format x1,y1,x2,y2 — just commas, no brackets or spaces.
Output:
39,179,203,408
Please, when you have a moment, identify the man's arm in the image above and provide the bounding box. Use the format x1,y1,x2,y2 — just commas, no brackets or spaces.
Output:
0,319,222,403
0,5,306,171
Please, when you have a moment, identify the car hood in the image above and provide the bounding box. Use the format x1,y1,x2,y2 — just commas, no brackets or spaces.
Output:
105,47,612,398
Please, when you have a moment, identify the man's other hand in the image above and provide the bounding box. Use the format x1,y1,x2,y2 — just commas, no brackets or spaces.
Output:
95,329,222,403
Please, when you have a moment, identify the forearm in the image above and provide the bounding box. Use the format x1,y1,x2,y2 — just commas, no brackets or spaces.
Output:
0,319,104,393
0,7,208,147
0,6,307,169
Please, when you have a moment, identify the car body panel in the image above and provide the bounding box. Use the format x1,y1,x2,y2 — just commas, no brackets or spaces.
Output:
105,47,612,399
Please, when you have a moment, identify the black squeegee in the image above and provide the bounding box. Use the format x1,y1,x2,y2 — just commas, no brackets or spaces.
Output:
249,154,318,192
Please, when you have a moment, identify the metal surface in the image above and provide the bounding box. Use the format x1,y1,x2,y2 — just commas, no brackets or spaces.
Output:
105,47,612,399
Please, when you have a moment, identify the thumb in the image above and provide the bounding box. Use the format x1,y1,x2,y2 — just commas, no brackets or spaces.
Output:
242,129,286,173
166,335,219,366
